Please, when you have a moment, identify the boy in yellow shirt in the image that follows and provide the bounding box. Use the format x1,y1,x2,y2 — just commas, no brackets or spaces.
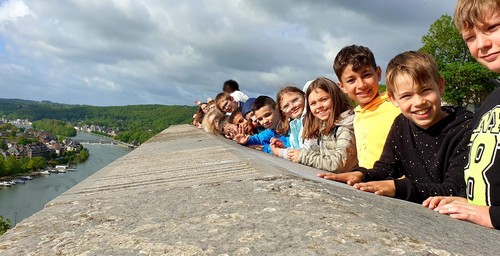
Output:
333,45,400,168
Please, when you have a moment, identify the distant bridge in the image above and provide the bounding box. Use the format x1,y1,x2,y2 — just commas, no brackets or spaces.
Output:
77,140,115,145
75,139,133,148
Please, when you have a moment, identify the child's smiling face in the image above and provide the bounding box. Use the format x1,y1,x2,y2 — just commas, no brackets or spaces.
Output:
253,105,279,129
389,73,447,129
462,11,500,72
280,91,305,120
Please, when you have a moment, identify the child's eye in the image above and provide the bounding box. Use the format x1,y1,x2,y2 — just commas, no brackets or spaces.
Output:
488,23,500,32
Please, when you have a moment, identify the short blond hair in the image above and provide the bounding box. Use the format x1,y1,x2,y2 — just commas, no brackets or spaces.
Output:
385,51,441,96
454,0,500,32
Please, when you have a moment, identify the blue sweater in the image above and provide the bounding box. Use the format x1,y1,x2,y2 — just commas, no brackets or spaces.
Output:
247,129,290,154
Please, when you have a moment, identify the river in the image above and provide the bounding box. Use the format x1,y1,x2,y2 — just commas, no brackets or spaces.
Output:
0,132,131,225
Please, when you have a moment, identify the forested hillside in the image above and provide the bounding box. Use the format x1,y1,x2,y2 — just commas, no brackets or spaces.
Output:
0,99,196,143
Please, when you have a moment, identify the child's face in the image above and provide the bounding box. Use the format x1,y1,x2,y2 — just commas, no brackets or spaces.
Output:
232,112,253,133
280,92,305,119
462,11,500,72
245,112,259,128
219,99,238,113
232,113,246,126
308,88,332,121
201,104,209,114
223,122,237,139
338,64,381,108
253,105,279,129
389,74,446,129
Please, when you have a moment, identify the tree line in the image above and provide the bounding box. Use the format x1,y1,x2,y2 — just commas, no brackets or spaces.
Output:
0,101,196,144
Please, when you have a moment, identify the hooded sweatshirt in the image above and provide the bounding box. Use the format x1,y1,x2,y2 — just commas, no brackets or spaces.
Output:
356,106,473,204
298,109,358,172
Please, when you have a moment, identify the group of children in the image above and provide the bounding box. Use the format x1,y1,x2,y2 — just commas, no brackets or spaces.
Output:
191,0,500,230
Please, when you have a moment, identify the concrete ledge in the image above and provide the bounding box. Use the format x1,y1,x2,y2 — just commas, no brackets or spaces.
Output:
1,124,499,255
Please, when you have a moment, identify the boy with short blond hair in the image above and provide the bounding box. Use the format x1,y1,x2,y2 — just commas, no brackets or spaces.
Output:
334,45,400,168
423,0,500,229
320,51,473,204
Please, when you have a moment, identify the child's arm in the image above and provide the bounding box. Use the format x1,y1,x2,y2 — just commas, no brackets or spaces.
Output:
233,125,250,145
393,121,472,203
318,171,363,185
270,138,290,158
422,196,467,209
352,180,396,197
246,129,273,146
298,125,357,172
435,201,494,229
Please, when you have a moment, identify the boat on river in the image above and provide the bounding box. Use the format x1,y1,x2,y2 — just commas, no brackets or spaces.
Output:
0,181,12,187
40,170,51,175
12,179,26,184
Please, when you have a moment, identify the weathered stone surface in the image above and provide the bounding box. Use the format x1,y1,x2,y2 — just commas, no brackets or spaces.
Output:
1,124,499,255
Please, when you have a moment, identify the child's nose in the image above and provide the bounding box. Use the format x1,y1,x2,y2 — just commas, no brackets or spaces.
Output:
476,31,492,49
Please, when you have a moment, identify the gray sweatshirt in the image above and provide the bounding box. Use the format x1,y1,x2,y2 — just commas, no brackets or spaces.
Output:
298,110,358,173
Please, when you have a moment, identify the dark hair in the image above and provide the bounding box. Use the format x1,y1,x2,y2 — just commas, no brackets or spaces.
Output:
333,45,377,82
252,95,276,112
223,79,240,92
302,77,352,139
228,107,242,123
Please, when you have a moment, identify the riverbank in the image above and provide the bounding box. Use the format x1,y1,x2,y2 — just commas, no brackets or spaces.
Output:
0,138,131,225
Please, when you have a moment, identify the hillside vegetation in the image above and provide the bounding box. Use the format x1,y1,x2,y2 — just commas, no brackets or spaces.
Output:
0,99,196,144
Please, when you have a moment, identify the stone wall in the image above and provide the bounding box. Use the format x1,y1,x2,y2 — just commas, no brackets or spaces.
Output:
1,124,499,255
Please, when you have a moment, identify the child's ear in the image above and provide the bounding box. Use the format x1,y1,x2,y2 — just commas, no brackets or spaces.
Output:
337,82,347,93
388,93,399,108
439,77,446,96
376,66,382,82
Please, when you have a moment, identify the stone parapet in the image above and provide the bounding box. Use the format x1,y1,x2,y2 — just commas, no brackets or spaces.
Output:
1,124,499,255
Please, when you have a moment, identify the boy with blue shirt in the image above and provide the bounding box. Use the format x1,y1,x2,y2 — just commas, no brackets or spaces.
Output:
234,96,290,154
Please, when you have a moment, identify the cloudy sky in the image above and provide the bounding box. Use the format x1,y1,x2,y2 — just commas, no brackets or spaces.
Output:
0,0,456,106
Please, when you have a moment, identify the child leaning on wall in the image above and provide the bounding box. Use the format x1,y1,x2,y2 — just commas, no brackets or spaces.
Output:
423,0,500,229
270,81,320,158
319,51,473,204
223,79,249,103
215,92,244,115
284,77,358,173
233,96,290,154
333,45,401,169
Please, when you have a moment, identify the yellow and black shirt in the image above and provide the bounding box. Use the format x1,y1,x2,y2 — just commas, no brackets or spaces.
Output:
464,87,500,229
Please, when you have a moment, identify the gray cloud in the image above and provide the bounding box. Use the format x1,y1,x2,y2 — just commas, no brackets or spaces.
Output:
0,0,455,106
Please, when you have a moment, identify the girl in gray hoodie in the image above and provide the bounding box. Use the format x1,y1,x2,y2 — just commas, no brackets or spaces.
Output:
287,77,358,173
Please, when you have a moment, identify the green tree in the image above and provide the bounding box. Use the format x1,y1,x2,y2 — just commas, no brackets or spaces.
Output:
0,139,7,151
28,157,46,171
0,215,12,235
420,14,497,106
